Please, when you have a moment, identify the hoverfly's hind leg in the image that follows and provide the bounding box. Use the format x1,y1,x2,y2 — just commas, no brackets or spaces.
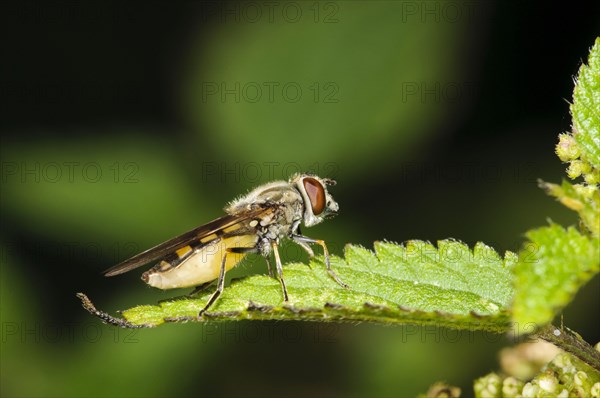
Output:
188,281,213,296
198,246,258,317
271,242,289,302
157,281,214,304
198,252,228,317
291,235,349,289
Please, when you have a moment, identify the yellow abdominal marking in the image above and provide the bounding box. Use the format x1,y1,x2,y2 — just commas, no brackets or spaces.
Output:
223,225,242,233
175,245,192,258
199,233,217,243
145,234,258,289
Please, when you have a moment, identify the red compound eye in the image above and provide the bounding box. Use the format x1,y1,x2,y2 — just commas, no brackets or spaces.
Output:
303,177,325,215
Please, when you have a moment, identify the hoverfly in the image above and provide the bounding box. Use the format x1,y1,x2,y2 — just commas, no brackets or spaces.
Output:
103,173,348,316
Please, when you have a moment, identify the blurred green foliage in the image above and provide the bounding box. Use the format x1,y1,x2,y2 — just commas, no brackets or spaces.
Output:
181,1,463,176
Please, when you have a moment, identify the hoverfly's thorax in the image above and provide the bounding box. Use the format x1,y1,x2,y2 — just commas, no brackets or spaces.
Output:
226,180,305,241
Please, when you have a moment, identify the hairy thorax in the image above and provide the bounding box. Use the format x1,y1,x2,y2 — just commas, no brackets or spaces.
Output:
225,181,305,255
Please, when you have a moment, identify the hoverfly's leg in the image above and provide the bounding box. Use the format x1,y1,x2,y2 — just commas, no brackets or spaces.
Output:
291,224,313,268
291,235,349,289
159,281,214,304
198,246,258,317
297,241,315,258
229,246,260,254
271,241,289,301
295,241,314,269
198,252,229,316
233,244,273,275
188,281,213,296
264,257,275,278
292,224,313,266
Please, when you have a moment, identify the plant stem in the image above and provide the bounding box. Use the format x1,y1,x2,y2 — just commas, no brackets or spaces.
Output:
536,324,600,373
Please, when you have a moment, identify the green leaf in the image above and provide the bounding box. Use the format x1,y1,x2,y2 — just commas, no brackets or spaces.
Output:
567,37,600,169
82,240,516,331
512,224,600,335
540,179,600,237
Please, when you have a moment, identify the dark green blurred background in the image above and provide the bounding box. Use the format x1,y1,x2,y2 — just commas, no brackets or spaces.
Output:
1,1,599,397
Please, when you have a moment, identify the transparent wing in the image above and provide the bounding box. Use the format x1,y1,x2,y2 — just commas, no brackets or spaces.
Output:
103,207,271,277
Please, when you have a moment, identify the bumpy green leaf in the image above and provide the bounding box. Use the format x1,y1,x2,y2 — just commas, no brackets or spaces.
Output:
512,224,600,334
553,40,600,237
569,37,600,169
81,240,516,330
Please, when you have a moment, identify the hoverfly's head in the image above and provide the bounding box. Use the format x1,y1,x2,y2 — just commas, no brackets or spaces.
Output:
291,174,339,227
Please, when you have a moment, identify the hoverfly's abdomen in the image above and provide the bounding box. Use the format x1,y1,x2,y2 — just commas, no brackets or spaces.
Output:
142,235,258,289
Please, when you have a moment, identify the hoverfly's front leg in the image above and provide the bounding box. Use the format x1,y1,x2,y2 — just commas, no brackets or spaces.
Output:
291,226,314,269
295,241,314,270
271,241,289,302
291,235,349,289
296,241,315,258
198,246,258,317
